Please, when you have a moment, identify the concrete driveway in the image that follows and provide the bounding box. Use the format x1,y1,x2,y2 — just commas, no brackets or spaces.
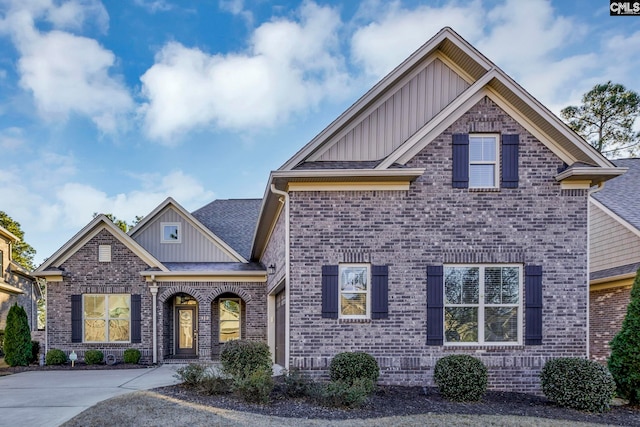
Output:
0,365,182,427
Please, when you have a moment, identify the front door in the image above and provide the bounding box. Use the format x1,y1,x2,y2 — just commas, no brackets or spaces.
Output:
175,306,197,357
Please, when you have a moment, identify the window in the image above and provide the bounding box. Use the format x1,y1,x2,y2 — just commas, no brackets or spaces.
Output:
469,134,498,188
161,222,181,243
83,294,131,342
444,265,521,345
219,298,241,342
339,264,370,319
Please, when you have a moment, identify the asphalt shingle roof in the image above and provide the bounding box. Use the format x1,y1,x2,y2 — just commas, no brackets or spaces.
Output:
592,158,640,231
191,199,262,261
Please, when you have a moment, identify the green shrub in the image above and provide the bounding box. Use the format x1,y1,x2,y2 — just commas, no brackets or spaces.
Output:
0,329,4,357
30,340,40,364
434,354,487,402
541,357,615,412
174,363,208,386
220,340,272,379
282,368,311,398
313,378,373,408
329,352,379,386
46,349,67,365
199,375,231,396
232,368,274,404
3,304,32,366
609,267,640,403
84,350,104,365
123,348,141,364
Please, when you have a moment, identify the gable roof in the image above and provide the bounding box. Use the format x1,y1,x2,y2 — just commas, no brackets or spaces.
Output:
0,225,19,243
192,199,262,261
592,158,640,231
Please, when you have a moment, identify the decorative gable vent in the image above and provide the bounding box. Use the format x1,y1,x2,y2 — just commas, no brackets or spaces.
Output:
99,245,112,262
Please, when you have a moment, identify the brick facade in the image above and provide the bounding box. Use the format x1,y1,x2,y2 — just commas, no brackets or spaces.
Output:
285,97,589,394
590,285,632,363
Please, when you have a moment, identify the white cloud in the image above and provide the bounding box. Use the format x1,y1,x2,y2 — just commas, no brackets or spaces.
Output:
0,127,26,149
139,1,350,141
219,0,253,26
133,0,173,13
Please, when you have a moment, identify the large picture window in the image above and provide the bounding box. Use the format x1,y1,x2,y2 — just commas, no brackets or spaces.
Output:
469,134,498,188
83,294,131,342
339,264,370,319
444,265,521,345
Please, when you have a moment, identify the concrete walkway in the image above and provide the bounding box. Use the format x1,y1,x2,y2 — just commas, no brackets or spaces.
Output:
0,365,182,427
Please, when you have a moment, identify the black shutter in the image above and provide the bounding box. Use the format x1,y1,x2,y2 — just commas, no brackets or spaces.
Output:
371,265,389,319
525,265,543,345
426,265,444,346
452,134,469,188
321,265,339,318
502,134,519,188
71,294,82,343
131,294,142,343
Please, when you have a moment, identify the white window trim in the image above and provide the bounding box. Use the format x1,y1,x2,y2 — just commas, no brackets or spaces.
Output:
83,294,131,343
443,264,523,346
338,263,371,320
161,222,182,243
469,134,499,189
219,298,241,343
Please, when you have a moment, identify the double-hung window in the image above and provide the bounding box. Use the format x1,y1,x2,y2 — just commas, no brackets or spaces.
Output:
83,294,131,342
339,264,370,319
444,265,521,344
469,134,498,188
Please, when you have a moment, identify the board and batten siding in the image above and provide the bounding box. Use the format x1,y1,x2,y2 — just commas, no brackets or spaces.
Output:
132,208,237,263
313,58,470,162
590,202,640,273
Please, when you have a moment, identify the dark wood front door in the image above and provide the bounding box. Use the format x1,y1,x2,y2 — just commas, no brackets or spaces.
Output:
175,306,197,357
275,289,286,366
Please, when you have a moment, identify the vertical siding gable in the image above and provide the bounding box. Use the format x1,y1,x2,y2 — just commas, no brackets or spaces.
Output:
315,58,471,162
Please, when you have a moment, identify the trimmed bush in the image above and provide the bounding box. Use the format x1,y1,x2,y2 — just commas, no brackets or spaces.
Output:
313,378,373,408
3,304,32,366
232,367,274,404
220,340,272,379
329,352,379,387
46,349,67,365
434,354,487,402
123,348,141,364
30,340,40,364
541,357,615,412
175,363,208,386
609,267,640,403
84,350,104,365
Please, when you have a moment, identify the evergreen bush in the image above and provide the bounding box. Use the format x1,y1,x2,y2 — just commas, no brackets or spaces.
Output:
541,357,615,412
312,378,373,408
609,267,640,403
220,340,272,379
84,350,104,365
30,340,40,363
0,329,4,357
199,375,231,396
123,348,141,364
434,354,488,402
329,352,379,387
174,363,208,386
282,368,311,398
3,304,32,366
45,349,67,365
232,367,274,404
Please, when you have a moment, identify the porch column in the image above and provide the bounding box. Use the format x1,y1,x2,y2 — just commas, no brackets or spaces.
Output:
150,284,158,364
198,302,212,359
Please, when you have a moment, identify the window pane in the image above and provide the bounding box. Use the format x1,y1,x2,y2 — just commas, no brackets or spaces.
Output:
470,164,495,187
109,319,130,341
470,137,496,161
220,300,240,342
485,267,519,304
445,267,479,304
445,307,478,342
84,295,105,317
485,307,518,342
341,293,366,316
163,225,179,241
341,267,368,291
84,319,105,341
108,295,130,319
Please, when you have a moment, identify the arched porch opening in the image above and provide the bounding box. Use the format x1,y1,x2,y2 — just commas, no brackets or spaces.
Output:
211,292,246,358
162,292,198,359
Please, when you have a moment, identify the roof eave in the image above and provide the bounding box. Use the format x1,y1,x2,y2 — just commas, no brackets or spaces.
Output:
555,167,627,186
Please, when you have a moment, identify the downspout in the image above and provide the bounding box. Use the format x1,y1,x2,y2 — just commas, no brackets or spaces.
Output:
586,182,605,359
270,184,290,370
150,274,158,365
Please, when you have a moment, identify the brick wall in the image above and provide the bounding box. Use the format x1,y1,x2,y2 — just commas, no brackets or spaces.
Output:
590,285,632,363
286,97,589,394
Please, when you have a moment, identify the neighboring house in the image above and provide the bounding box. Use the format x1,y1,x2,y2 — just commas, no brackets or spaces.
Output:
589,158,640,362
35,28,624,394
0,225,40,331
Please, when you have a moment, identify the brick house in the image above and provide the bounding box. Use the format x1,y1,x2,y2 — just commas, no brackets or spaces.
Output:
589,158,640,363
35,28,624,393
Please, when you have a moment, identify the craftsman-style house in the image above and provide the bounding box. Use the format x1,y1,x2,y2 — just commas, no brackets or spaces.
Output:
34,27,624,393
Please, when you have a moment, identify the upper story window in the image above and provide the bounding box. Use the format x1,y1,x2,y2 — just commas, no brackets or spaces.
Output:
83,294,131,343
161,222,181,243
339,264,370,319
469,134,498,188
444,264,522,345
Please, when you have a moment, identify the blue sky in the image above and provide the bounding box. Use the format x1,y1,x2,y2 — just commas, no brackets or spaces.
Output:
1,0,638,265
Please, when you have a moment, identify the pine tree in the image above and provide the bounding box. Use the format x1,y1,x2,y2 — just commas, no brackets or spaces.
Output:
3,304,32,367
608,268,640,403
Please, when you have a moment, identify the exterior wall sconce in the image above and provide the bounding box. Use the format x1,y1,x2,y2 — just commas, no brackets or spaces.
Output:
267,264,276,275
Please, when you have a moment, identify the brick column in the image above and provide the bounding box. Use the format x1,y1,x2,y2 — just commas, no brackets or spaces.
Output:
198,302,212,359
